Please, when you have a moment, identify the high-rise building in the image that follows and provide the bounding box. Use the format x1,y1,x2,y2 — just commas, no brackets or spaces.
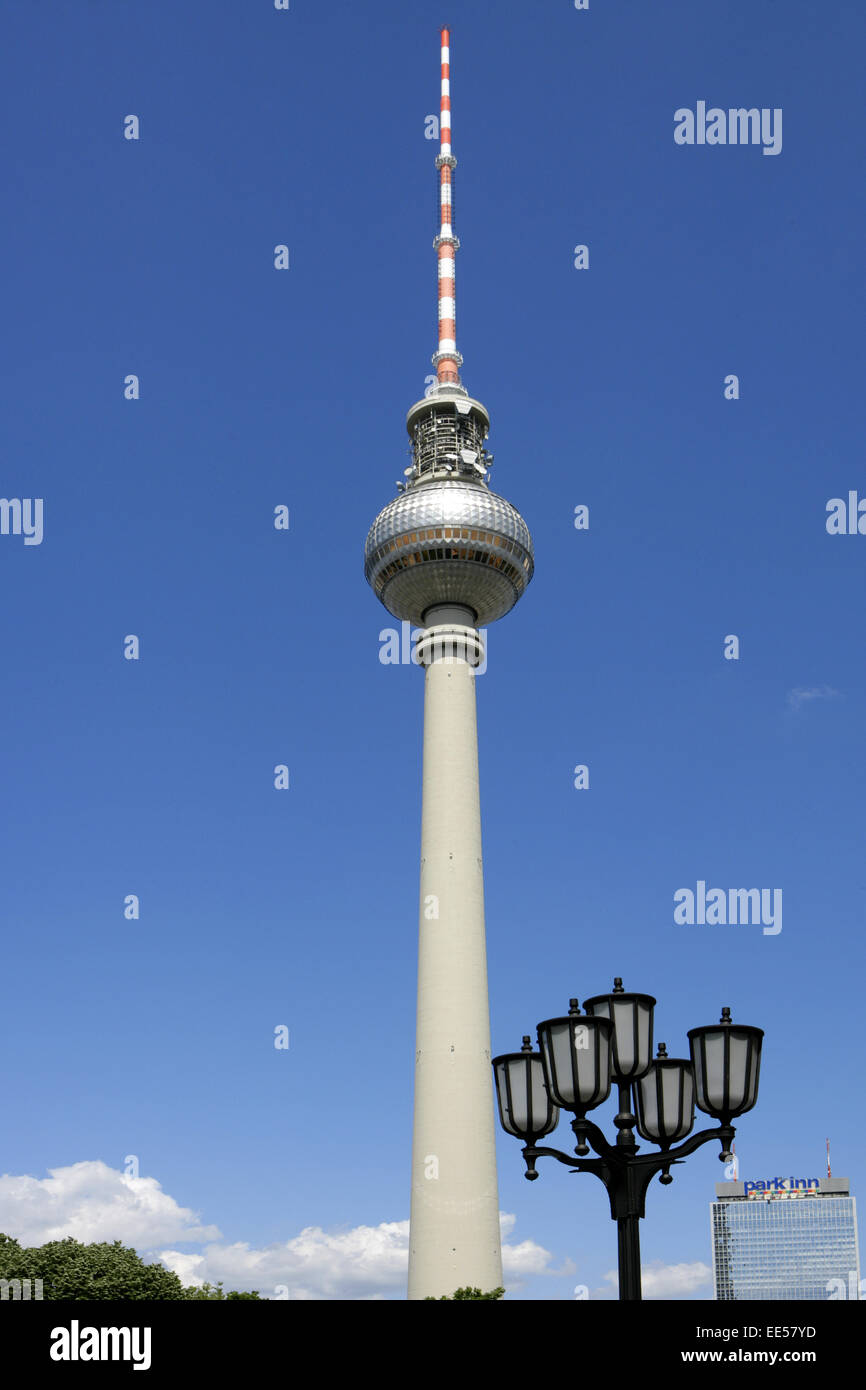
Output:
364,29,533,1300
711,1176,861,1300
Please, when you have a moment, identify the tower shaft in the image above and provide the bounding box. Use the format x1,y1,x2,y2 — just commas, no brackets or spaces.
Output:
408,613,503,1299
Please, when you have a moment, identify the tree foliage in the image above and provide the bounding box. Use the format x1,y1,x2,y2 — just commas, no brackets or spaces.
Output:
424,1285,505,1300
0,1233,261,1300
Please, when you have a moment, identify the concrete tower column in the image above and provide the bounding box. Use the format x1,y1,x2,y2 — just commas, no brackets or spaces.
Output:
364,30,534,1301
407,604,503,1300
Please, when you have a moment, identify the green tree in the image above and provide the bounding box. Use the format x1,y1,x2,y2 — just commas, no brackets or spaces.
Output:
424,1285,505,1300
0,1233,261,1300
185,1281,262,1300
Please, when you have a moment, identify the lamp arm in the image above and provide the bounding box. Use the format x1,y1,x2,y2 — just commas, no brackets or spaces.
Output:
628,1121,735,1174
572,1115,617,1161
521,1143,607,1184
521,1122,735,1223
522,1112,621,1170
519,1120,734,1185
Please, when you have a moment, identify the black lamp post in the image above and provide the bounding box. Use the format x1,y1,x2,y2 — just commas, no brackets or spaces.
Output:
492,980,764,1301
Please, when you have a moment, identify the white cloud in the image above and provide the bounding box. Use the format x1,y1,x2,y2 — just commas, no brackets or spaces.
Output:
0,1162,555,1299
501,1239,561,1277
786,685,839,711
600,1260,711,1300
0,1161,220,1247
163,1211,556,1300
161,1223,411,1300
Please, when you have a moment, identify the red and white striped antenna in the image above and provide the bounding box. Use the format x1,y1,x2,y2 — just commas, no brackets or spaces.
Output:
826,1137,832,1179
432,27,463,388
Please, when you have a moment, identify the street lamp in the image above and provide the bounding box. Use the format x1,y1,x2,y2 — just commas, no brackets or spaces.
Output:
493,1036,560,1144
634,1044,695,1148
492,981,764,1301
688,1006,762,1121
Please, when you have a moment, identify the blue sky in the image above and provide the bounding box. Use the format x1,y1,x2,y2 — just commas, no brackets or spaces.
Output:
1,0,863,1298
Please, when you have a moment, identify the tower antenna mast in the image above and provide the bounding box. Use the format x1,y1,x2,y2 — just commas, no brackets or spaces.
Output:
433,27,462,388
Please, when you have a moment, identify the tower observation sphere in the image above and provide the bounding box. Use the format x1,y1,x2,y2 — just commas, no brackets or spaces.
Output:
364,390,534,628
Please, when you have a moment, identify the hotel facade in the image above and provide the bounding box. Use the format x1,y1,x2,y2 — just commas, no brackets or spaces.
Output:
711,1176,861,1300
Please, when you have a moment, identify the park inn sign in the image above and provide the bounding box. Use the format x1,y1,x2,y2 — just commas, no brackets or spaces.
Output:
744,1177,820,1196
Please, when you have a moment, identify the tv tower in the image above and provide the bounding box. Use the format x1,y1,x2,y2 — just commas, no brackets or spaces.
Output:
364,28,534,1299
